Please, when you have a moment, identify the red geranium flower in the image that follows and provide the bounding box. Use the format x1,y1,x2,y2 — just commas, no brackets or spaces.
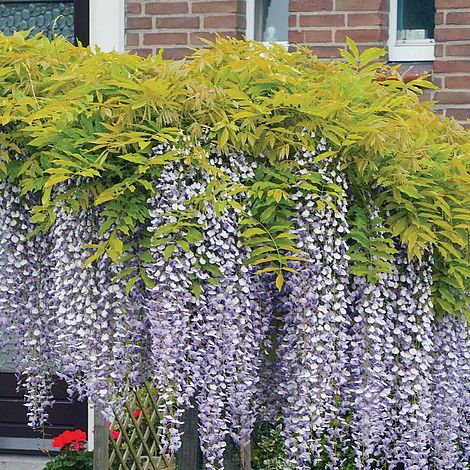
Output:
108,422,120,440
132,409,142,419
52,429,87,451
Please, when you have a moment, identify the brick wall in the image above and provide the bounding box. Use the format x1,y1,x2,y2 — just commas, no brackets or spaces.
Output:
433,0,470,123
288,0,389,58
126,0,246,58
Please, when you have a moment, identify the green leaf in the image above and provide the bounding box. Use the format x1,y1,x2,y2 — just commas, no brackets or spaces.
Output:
192,281,202,299
112,267,137,283
44,175,69,188
125,275,140,295
313,150,336,163
255,267,278,274
187,228,204,243
140,268,156,289
275,272,284,291
164,244,175,261
241,227,266,237
176,240,190,251
346,37,359,59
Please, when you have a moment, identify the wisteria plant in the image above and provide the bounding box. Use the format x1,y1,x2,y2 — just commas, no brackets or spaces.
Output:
0,33,469,469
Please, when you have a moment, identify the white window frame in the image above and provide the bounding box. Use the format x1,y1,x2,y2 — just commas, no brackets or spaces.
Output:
89,0,125,53
245,0,288,48
388,0,435,62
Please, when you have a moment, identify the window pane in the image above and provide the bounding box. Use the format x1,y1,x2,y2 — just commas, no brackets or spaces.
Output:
397,0,435,41
254,0,289,42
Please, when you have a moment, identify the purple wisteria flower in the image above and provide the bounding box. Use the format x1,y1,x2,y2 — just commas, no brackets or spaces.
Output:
1,142,469,470
0,183,55,427
272,150,352,469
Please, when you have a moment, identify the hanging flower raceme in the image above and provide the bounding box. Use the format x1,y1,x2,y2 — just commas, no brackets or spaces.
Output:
0,183,55,427
349,272,396,469
384,255,435,469
273,150,352,469
430,313,469,469
49,203,146,417
146,146,270,468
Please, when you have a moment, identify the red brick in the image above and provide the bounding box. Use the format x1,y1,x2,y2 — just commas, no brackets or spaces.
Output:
289,0,333,12
156,16,200,29
289,14,297,27
436,0,470,8
127,2,141,14
203,14,243,29
145,2,188,15
434,60,470,73
336,0,383,11
308,45,342,58
434,44,444,58
130,48,153,58
127,17,152,29
127,33,140,47
190,31,241,45
446,12,470,25
445,75,470,89
162,48,194,60
446,44,470,57
192,1,242,14
435,11,444,26
434,91,470,104
289,30,333,43
435,27,470,42
335,28,386,43
402,69,433,83
143,32,188,45
445,107,470,122
300,14,345,27
432,76,443,89
347,12,387,27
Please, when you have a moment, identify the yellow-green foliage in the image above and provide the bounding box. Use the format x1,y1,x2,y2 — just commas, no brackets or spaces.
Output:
0,32,468,319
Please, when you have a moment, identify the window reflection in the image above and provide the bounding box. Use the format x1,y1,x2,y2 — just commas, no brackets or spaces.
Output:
254,0,289,43
397,0,435,41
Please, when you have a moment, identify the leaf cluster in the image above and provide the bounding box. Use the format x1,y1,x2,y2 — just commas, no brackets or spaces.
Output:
43,451,93,470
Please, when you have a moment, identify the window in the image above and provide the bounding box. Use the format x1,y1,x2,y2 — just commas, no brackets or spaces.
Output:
388,0,435,62
246,0,288,45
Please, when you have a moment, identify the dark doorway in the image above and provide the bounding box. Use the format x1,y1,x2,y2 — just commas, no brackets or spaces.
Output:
0,373,88,454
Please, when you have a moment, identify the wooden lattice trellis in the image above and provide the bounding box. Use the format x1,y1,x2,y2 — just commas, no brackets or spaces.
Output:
108,383,176,470
104,384,249,470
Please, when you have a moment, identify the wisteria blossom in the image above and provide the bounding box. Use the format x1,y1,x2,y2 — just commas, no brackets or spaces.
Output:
430,313,469,469
0,141,469,469
0,183,54,426
272,152,352,469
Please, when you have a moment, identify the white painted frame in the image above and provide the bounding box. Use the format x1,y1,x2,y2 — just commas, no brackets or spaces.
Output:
388,0,435,62
89,0,126,53
245,0,288,48
87,404,94,451
246,0,255,40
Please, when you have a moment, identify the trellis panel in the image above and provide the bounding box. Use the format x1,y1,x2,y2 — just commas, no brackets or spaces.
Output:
108,383,175,470
105,385,248,470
